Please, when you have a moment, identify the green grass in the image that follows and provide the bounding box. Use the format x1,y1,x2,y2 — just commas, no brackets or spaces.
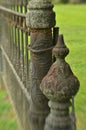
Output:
0,4,86,130
0,87,18,130
54,4,86,130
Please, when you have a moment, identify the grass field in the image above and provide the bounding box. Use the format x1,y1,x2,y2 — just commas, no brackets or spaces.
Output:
54,4,86,130
0,81,18,130
0,4,86,130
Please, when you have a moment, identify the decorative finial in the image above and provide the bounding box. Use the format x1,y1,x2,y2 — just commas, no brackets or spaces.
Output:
53,34,69,59
40,34,79,102
40,34,80,130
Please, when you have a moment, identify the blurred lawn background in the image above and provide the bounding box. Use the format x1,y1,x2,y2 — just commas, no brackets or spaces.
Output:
0,4,86,130
0,86,18,130
54,4,86,130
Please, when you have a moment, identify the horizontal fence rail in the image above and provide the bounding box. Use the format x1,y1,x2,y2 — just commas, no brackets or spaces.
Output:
0,6,26,17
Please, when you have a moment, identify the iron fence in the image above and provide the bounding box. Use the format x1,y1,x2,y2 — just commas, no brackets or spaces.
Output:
0,0,30,130
0,0,79,130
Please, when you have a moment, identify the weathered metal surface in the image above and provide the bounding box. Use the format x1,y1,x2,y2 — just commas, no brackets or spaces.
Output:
26,0,55,28
26,0,55,130
40,34,80,130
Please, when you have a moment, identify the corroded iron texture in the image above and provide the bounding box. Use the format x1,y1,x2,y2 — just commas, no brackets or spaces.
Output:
26,0,55,130
29,30,53,130
40,34,80,130
26,0,55,28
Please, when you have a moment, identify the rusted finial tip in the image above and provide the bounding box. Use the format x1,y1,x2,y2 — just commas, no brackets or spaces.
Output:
53,34,69,59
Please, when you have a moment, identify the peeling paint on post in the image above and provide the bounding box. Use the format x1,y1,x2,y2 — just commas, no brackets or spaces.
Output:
26,0,55,130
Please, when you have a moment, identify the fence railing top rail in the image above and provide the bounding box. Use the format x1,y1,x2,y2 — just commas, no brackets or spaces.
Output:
0,5,26,18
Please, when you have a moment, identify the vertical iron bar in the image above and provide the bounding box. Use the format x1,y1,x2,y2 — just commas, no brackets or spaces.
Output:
23,0,29,87
21,28,25,83
14,15,19,71
16,1,21,75
9,19,12,60
13,16,16,66
19,0,24,82
25,31,29,88
52,27,59,62
10,3,14,62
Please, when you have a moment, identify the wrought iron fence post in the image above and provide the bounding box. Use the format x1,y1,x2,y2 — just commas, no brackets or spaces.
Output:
40,34,80,130
26,0,55,130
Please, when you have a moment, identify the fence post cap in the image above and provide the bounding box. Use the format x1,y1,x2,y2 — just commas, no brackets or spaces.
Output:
26,0,56,28
40,35,80,102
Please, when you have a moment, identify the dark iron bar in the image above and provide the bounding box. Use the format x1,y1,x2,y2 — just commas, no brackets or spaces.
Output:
16,5,21,77
25,31,29,88
20,1,25,84
9,22,12,60
21,29,25,83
